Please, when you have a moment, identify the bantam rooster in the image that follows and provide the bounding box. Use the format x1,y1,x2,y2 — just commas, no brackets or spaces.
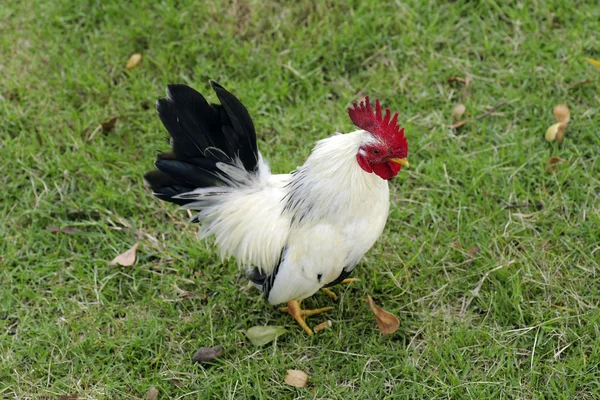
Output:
144,82,408,335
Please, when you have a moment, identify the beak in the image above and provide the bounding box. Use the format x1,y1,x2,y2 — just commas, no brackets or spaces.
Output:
388,158,409,168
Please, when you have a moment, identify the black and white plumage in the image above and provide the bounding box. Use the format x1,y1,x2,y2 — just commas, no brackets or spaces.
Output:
145,82,408,306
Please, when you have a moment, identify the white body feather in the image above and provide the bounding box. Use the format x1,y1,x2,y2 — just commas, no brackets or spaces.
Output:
181,130,390,304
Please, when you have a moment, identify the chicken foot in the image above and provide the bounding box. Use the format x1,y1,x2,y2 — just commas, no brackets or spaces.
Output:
279,300,333,335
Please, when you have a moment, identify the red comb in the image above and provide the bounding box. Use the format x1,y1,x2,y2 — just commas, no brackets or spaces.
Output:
347,97,404,143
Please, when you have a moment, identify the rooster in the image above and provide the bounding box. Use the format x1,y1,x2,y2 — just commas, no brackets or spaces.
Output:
144,82,408,334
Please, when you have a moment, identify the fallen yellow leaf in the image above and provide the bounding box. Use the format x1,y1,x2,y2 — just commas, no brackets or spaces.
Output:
245,326,287,346
452,104,466,121
111,242,139,266
583,57,600,69
126,53,143,70
545,122,567,142
284,369,308,388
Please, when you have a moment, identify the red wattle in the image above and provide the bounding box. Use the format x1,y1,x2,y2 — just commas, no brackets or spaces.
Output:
356,153,373,173
372,161,401,180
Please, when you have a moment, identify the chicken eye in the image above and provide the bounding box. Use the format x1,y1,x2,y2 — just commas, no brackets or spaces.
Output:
372,149,381,155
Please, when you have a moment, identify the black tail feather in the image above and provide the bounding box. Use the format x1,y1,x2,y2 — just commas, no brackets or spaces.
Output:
144,82,259,205
210,81,258,171
154,159,224,188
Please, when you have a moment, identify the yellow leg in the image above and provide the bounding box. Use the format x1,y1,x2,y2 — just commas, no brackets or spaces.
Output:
320,278,361,300
321,288,338,300
279,300,333,335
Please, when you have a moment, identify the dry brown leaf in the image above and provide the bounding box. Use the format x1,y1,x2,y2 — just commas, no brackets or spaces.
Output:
447,75,471,87
546,157,569,173
366,295,400,334
583,57,600,69
549,156,568,164
110,242,139,266
126,53,143,70
47,226,61,234
313,320,332,333
192,345,224,363
168,378,185,388
548,104,570,144
284,369,308,388
146,386,158,400
556,121,568,143
48,226,83,235
101,116,118,132
553,104,570,123
452,104,466,120
467,246,481,264
467,246,481,258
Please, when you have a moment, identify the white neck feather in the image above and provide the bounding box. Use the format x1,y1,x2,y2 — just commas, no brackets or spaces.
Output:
284,130,387,223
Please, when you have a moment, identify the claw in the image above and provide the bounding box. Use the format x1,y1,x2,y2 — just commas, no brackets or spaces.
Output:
280,300,332,335
320,278,360,300
321,288,338,300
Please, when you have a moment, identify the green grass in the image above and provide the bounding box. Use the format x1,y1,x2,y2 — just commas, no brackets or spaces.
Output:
2,0,600,398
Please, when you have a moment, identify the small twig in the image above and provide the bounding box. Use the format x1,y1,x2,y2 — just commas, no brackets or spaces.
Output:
475,100,508,120
280,62,306,80
482,191,509,205
503,201,544,210
447,76,472,101
459,76,472,101
531,326,540,370
460,260,514,315
554,341,574,360
568,79,593,89
450,120,468,129
451,99,514,129
470,263,510,297
87,124,102,141
461,261,513,316
482,191,543,210
361,45,388,66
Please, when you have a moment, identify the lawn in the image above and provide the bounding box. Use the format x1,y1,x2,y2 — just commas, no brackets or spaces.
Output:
1,0,600,398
